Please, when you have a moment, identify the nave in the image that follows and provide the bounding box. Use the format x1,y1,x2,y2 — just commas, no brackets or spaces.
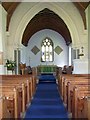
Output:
0,2,90,120
24,74,69,119
0,72,90,119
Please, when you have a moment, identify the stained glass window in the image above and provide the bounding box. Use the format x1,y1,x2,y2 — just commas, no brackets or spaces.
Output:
41,37,54,62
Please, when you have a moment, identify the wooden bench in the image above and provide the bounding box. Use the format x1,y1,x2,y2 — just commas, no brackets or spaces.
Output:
63,78,89,103
72,86,90,119
58,74,89,99
2,79,33,106
57,74,90,119
1,79,30,107
0,96,11,119
67,83,90,112
1,82,28,114
1,74,36,101
0,86,21,118
1,74,36,98
59,75,89,105
0,74,36,118
58,74,90,97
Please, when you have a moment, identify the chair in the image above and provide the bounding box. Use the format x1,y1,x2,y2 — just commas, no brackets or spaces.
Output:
62,65,67,74
66,66,73,74
19,63,26,75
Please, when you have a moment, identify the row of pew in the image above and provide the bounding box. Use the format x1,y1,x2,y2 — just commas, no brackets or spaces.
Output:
57,74,90,119
0,74,37,119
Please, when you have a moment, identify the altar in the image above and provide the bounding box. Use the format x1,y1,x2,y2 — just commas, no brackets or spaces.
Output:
37,65,57,74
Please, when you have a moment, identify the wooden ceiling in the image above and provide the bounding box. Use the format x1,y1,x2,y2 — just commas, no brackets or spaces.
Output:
22,8,72,46
2,2,90,46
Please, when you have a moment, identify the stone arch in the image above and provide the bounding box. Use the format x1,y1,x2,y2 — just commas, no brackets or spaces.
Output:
9,2,80,48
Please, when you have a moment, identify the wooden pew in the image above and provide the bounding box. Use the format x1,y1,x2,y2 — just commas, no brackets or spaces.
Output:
64,78,89,104
61,76,89,108
67,83,90,113
0,74,37,118
57,74,90,119
2,80,28,109
58,74,90,96
1,79,33,113
1,75,35,102
88,98,90,120
2,81,27,109
1,74,36,99
58,74,89,101
72,86,90,119
0,86,21,118
0,96,11,119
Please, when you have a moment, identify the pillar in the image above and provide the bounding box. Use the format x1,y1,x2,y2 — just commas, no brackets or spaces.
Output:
0,4,7,74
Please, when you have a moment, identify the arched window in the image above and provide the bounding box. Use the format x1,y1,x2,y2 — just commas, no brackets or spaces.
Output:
41,37,54,62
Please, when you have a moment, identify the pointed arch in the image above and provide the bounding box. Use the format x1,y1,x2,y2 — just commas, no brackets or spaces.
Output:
8,2,81,48
41,37,54,62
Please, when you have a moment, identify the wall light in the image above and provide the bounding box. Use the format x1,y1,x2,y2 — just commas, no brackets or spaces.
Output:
78,47,84,56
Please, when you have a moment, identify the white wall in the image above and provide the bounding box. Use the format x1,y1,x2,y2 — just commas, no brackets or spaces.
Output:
0,5,7,53
73,59,89,74
88,4,90,73
86,4,90,73
21,29,69,67
72,5,90,74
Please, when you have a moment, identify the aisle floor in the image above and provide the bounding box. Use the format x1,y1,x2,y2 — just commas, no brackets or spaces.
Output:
24,74,69,120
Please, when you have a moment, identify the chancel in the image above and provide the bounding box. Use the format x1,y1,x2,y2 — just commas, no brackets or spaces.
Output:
0,1,90,120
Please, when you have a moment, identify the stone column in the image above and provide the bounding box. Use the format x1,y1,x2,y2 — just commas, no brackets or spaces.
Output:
0,4,7,74
88,5,90,73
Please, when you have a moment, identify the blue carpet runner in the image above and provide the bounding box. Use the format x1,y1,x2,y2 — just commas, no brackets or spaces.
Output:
24,74,69,120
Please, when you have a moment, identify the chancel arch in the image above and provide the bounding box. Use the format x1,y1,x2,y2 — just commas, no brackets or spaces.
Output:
4,2,89,74
8,2,82,49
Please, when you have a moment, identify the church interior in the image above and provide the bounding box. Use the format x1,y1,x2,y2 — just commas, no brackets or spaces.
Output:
0,1,90,119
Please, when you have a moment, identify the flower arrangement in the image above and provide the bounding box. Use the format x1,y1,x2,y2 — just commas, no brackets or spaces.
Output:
5,59,16,70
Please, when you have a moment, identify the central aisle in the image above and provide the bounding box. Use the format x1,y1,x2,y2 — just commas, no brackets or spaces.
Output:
24,74,69,119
